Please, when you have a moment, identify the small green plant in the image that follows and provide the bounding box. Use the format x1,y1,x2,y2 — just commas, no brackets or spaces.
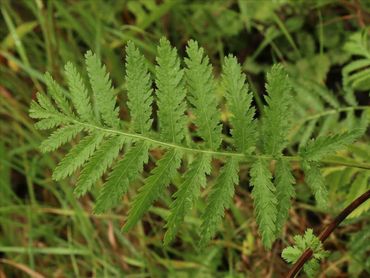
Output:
29,38,365,251
282,229,329,278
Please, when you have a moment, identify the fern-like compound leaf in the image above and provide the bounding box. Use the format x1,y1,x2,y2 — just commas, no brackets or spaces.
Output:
29,38,365,249
30,93,72,129
261,64,292,157
250,159,277,249
44,72,73,117
156,38,187,144
164,154,212,245
40,125,84,152
32,92,57,114
64,62,95,122
74,135,126,197
282,229,329,278
222,55,257,154
85,51,119,128
94,142,149,213
123,149,182,232
200,157,239,246
299,129,363,161
302,161,328,209
125,41,153,134
275,158,295,236
52,132,104,181
185,40,222,150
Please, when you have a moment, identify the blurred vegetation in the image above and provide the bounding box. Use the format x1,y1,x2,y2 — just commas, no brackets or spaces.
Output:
0,0,369,277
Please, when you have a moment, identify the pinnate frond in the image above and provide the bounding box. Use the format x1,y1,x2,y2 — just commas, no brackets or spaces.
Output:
44,72,73,116
94,142,149,213
299,129,364,161
261,64,292,157
74,135,126,197
302,161,328,208
123,149,182,232
156,38,187,144
185,40,222,150
250,159,277,249
40,125,84,152
222,55,257,154
164,154,212,245
275,158,295,236
64,62,94,122
125,41,153,134
29,38,365,249
52,132,104,181
85,51,119,128
200,157,239,246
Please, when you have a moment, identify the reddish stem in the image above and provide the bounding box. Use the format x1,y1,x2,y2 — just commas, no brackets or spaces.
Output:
286,189,370,278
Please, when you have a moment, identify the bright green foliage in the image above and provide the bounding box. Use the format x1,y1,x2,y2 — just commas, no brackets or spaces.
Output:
156,38,187,144
250,159,277,248
222,55,257,154
44,72,73,117
94,142,149,214
302,161,328,209
123,38,187,231
299,129,363,208
40,125,83,152
93,42,154,213
282,229,329,278
29,38,364,248
123,149,182,232
64,62,94,122
200,157,239,246
299,129,364,161
74,136,125,197
261,64,292,157
185,40,222,150
53,132,105,181
275,158,295,236
85,51,120,128
30,92,71,130
164,154,212,245
125,41,153,135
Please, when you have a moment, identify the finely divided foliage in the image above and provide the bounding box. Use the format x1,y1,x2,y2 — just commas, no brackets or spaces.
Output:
30,38,363,248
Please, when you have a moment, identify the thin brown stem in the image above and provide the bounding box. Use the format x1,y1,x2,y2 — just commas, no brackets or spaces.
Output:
286,189,370,278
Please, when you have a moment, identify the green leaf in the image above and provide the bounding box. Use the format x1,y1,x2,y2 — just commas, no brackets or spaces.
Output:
64,62,95,122
250,159,277,249
85,51,119,128
74,135,125,197
222,55,257,154
40,125,84,152
156,37,187,144
164,154,212,245
261,64,292,157
44,72,73,116
282,229,329,278
302,161,328,209
185,40,222,150
275,158,295,236
200,157,239,246
299,129,364,161
94,142,149,214
125,41,153,134
52,132,104,181
123,149,182,231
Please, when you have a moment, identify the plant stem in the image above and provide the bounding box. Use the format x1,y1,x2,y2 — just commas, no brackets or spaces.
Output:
72,119,370,170
286,189,370,278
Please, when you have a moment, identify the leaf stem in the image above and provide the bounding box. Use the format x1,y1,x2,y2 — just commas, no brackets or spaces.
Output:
286,189,370,278
72,119,370,170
